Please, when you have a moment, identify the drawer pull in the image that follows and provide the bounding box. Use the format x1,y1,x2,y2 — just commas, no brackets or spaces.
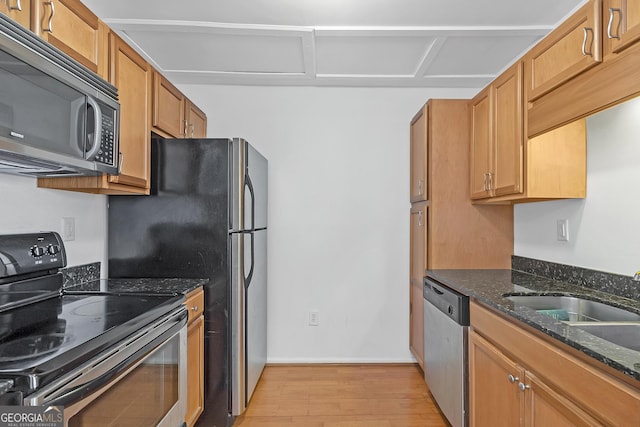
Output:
44,1,55,33
607,8,621,40
581,27,594,57
8,0,22,11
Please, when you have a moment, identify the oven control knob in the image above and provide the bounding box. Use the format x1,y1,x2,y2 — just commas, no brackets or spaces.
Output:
31,246,45,257
47,245,60,255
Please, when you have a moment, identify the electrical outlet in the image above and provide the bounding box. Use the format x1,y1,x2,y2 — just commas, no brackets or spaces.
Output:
309,310,319,326
557,219,569,242
61,217,75,241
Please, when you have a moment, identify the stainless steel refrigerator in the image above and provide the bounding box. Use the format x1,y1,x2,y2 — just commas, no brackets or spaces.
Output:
108,137,268,427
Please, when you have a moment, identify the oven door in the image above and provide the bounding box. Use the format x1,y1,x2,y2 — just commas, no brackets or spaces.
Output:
25,306,187,427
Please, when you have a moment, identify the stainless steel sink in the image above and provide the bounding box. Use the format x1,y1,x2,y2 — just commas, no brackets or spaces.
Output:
570,323,640,352
505,295,640,322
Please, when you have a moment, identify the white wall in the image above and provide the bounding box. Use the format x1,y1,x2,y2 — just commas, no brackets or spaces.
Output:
0,174,107,272
515,97,640,276
179,84,475,363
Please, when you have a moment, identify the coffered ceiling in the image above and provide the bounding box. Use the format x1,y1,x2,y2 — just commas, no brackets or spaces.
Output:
82,0,586,88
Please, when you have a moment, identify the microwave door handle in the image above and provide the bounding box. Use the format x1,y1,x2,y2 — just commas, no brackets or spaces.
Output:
84,96,102,160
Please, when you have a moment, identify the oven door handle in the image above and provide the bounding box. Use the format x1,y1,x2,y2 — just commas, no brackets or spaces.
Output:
47,314,185,407
25,307,187,407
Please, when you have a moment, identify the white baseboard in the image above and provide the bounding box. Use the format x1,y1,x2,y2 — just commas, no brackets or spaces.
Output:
266,357,417,364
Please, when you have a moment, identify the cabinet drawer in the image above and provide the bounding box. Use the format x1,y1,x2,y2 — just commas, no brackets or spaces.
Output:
470,301,640,426
185,288,204,324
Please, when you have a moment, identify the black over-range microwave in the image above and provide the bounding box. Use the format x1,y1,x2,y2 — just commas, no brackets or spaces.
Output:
0,14,120,177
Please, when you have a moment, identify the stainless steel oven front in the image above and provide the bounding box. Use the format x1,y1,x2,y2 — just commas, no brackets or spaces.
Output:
25,306,188,427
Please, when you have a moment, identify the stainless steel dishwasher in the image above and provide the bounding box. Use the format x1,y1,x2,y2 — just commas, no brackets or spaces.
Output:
423,277,470,427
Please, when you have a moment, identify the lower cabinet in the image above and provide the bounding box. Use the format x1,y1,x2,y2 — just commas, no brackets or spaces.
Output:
184,288,205,427
409,202,427,370
469,301,640,426
469,330,600,426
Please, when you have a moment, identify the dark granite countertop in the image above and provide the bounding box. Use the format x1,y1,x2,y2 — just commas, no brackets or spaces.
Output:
426,269,640,383
66,278,208,296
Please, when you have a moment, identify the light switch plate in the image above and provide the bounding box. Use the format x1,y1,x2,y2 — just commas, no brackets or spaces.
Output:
61,217,75,241
557,219,569,242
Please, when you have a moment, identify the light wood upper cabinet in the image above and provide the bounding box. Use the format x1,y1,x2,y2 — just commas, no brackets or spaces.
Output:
108,33,151,190
604,0,640,55
153,71,207,139
186,100,207,138
153,71,186,138
493,62,523,197
33,0,106,76
185,288,205,427
409,202,427,370
0,0,31,29
410,105,428,202
470,87,493,200
470,62,523,200
525,0,602,102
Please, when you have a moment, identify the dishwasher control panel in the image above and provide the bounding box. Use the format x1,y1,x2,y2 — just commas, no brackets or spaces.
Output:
423,278,469,326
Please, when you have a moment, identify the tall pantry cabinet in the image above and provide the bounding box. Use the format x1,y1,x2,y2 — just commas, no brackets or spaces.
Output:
408,99,514,370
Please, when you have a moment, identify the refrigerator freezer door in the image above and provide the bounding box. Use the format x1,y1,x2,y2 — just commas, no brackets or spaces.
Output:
246,228,267,404
230,229,267,416
231,139,268,232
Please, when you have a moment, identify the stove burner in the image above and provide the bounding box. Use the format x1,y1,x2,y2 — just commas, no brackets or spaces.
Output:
0,333,71,362
70,300,120,317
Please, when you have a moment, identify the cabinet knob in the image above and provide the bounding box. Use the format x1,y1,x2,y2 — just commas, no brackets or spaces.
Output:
507,374,519,384
191,305,199,312
518,382,530,392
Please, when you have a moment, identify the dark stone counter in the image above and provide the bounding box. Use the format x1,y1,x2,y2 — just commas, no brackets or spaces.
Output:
426,269,640,382
66,277,208,296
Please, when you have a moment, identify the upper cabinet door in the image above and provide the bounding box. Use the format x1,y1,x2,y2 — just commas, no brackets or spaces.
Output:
604,0,640,54
410,105,428,203
526,0,602,101
35,0,105,75
470,87,492,200
0,0,31,29
186,100,207,139
108,33,151,190
153,71,186,138
492,62,523,197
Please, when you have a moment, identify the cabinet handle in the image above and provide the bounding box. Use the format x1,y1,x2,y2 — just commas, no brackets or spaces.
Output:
191,305,199,312
507,374,519,384
488,172,493,190
8,0,22,11
581,27,594,56
417,179,424,196
117,152,124,174
418,210,423,227
183,120,188,137
43,1,55,33
190,123,195,138
607,8,621,40
518,382,531,392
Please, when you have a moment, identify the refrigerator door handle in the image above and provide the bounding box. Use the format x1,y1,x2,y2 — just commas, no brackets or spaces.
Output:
245,232,255,289
245,172,256,231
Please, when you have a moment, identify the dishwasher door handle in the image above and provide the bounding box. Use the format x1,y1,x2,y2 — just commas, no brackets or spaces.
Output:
432,286,444,295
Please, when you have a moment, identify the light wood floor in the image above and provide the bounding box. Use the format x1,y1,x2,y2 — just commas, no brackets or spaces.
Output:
233,364,449,427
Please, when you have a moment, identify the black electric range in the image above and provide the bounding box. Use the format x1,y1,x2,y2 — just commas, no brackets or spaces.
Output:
0,232,185,405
